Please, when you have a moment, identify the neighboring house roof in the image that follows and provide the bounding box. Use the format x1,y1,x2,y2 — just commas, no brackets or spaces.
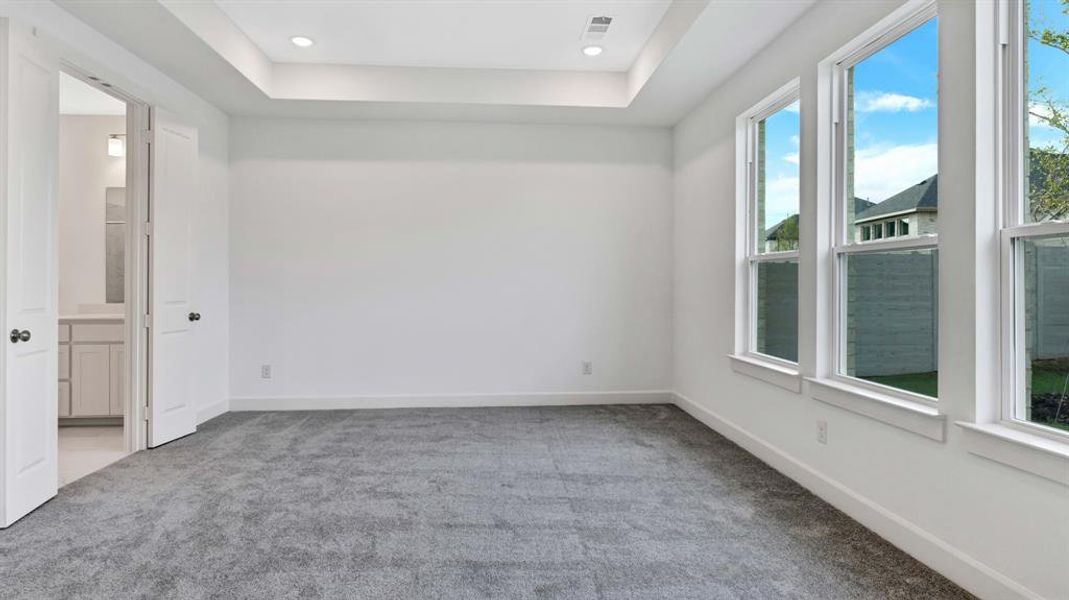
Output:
765,198,876,241
764,214,798,241
856,175,938,223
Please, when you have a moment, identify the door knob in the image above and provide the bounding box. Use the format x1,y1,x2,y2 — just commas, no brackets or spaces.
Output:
9,329,30,343
188,312,201,322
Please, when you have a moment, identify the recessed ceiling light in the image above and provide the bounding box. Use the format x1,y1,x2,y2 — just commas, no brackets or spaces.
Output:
581,45,603,57
290,36,315,48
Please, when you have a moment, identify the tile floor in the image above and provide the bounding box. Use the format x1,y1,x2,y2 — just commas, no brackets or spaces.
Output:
58,425,126,487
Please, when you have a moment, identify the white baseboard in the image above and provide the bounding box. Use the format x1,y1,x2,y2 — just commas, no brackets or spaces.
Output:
671,392,1042,600
231,390,672,412
197,399,229,424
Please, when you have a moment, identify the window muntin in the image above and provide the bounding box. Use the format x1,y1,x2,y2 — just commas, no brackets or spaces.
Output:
833,9,939,401
744,91,800,365
1001,0,1069,437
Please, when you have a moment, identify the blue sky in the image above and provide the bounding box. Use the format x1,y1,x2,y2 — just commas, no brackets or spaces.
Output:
762,3,1068,228
1028,0,1069,151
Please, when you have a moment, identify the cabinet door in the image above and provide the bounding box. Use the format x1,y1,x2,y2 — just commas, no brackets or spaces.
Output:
109,345,124,416
58,381,70,418
71,344,110,417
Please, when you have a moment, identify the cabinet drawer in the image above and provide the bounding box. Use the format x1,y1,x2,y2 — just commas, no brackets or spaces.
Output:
58,324,70,343
58,381,71,418
71,323,124,343
58,344,70,380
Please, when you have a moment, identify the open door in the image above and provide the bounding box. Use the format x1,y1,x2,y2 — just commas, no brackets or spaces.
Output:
0,21,59,528
147,108,198,448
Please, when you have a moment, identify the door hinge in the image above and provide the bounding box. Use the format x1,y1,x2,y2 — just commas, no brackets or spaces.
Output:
144,314,152,329
143,407,150,422
143,128,153,145
144,222,153,237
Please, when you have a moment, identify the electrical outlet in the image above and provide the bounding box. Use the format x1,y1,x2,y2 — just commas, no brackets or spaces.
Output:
582,361,593,375
817,420,828,445
261,364,272,379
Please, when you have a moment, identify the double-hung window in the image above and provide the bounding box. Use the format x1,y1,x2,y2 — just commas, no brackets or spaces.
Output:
829,5,939,402
1000,0,1069,438
740,83,801,366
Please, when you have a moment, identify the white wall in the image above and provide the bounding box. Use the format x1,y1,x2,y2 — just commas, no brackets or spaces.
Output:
229,118,673,404
57,115,125,315
2,1,231,422
673,1,1068,599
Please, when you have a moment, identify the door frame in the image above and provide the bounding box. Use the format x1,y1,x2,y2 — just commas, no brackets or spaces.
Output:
57,64,150,455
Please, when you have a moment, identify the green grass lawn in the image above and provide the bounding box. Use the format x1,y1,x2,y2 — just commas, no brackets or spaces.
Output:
1030,368,1069,396
861,371,938,398
860,369,1069,399
861,368,1069,432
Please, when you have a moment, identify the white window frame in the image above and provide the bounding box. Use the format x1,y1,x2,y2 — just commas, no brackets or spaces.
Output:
826,0,940,409
997,0,1069,443
731,79,802,390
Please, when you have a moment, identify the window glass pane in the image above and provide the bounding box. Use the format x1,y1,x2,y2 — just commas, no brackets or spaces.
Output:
756,260,798,362
844,249,938,398
105,187,126,304
757,101,800,253
1019,236,1069,432
1025,0,1069,223
847,18,938,241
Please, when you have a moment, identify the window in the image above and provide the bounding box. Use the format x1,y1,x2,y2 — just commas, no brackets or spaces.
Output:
105,187,126,304
898,218,910,236
831,5,939,401
739,83,800,366
1001,0,1069,437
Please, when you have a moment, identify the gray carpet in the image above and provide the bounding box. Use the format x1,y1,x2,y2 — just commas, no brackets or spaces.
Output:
0,405,972,599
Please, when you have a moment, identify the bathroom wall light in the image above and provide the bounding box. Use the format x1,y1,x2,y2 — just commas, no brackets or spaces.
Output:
108,134,125,158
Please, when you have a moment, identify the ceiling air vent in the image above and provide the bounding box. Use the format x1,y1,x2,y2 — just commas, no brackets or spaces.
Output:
582,16,613,41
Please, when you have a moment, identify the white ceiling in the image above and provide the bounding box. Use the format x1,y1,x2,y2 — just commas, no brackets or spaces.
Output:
215,0,672,72
59,72,126,115
53,0,816,125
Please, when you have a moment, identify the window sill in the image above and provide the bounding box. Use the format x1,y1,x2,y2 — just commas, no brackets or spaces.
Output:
955,422,1069,487
806,377,946,441
729,354,802,393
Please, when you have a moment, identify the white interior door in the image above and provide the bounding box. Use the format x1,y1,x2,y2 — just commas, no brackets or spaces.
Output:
0,20,59,528
148,108,198,448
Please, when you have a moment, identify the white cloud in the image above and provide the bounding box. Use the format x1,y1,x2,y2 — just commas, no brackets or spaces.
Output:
854,142,937,203
784,100,800,114
856,91,933,113
783,152,799,165
789,134,799,147
764,176,800,225
1029,103,1056,129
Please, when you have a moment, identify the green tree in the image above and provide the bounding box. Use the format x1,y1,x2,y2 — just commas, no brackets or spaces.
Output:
1028,0,1069,221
